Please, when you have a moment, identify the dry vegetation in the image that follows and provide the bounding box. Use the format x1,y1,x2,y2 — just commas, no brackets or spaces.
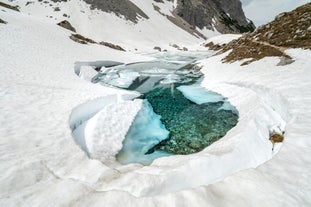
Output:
69,34,125,51
206,3,311,65
70,34,97,44
270,132,284,151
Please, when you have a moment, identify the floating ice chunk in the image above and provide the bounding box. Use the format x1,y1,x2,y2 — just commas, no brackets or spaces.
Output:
141,68,175,76
117,100,170,165
124,61,183,71
177,85,224,104
77,66,98,82
101,69,140,88
160,74,181,84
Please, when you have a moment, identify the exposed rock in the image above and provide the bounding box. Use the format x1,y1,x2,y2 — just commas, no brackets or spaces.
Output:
171,44,181,49
54,7,60,12
173,0,255,34
57,20,76,32
277,56,295,66
25,1,34,6
0,2,20,11
153,46,162,51
70,34,96,44
62,0,149,23
0,18,7,24
219,3,311,65
182,47,188,51
99,41,126,51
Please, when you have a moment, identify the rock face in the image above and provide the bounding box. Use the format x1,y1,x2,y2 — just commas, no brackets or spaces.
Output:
173,0,255,33
52,0,148,23
50,0,253,34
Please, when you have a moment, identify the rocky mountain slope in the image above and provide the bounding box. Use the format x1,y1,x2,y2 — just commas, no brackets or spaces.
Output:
173,0,255,33
206,2,311,65
2,0,254,50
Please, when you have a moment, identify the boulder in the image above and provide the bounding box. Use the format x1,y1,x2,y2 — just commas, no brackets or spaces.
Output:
57,20,76,32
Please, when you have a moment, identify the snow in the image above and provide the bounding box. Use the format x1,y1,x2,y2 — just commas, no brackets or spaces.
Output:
198,26,221,38
1,2,311,207
206,34,242,45
3,0,208,51
82,99,142,163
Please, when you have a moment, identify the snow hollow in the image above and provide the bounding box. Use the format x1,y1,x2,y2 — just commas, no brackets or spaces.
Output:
72,52,239,165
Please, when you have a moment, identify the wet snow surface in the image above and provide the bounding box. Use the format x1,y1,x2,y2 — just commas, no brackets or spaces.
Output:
74,52,238,165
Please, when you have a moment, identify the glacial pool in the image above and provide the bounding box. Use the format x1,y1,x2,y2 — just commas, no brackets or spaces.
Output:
75,52,239,165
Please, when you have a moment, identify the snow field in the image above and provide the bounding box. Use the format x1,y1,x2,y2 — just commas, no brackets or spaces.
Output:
1,3,311,207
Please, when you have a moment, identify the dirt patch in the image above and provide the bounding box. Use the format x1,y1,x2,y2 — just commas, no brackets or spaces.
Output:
83,0,149,23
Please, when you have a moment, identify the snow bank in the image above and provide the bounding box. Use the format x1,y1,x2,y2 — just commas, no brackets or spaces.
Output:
206,34,242,45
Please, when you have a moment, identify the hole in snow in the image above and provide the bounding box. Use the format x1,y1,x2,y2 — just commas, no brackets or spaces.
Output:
72,55,238,165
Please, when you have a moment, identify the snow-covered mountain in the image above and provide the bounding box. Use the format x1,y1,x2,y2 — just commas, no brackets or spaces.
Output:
1,1,311,207
1,0,254,50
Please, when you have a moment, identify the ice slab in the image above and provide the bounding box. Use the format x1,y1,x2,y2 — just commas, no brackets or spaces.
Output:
82,99,143,163
177,85,225,104
117,100,170,165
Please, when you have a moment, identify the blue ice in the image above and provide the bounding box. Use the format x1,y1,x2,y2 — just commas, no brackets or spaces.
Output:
117,100,171,165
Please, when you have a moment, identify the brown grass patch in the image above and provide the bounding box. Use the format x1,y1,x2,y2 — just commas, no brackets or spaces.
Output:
217,3,310,65
70,34,96,44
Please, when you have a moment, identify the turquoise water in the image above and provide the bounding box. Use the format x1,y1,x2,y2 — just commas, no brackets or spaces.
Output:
94,53,238,165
